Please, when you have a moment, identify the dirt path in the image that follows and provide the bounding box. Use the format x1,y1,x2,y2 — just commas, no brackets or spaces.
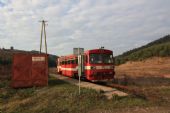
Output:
50,73,128,99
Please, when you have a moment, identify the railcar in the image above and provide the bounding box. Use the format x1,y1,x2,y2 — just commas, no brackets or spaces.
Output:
57,48,115,82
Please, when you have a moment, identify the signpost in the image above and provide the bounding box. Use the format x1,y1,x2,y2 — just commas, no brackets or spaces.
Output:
73,48,84,95
73,48,84,55
78,55,81,95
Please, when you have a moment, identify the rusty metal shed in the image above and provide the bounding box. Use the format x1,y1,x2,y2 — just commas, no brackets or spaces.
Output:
11,53,48,88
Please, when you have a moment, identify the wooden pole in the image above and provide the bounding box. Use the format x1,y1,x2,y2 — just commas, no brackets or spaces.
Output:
40,21,43,53
39,20,48,54
43,21,48,54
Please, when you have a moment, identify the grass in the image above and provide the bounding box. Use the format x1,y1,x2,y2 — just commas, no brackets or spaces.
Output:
113,75,170,108
0,78,10,88
114,76,170,87
159,88,170,94
0,77,151,113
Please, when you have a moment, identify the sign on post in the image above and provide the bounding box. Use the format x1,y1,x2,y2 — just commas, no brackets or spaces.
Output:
78,55,82,77
73,48,84,95
78,55,84,76
73,48,84,55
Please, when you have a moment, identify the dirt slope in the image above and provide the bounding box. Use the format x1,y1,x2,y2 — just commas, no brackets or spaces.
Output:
116,57,170,78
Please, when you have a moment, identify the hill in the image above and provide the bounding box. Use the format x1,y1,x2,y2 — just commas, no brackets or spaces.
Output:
115,35,170,65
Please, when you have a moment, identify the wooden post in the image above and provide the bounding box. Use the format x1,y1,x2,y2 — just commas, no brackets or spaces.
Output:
39,20,48,54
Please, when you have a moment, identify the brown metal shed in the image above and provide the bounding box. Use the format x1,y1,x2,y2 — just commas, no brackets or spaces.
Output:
11,53,48,88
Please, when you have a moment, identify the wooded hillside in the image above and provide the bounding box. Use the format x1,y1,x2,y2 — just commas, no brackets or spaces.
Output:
115,35,170,65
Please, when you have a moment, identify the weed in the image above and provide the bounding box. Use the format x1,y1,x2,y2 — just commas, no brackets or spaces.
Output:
159,88,170,94
0,88,17,101
0,93,9,100
111,95,148,107
112,94,124,101
99,89,105,94
17,87,35,98
0,80,9,88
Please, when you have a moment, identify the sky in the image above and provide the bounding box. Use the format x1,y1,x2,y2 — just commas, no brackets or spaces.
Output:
0,0,170,56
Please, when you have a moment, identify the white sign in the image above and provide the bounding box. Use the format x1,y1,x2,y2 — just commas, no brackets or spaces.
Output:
32,57,45,62
73,48,84,55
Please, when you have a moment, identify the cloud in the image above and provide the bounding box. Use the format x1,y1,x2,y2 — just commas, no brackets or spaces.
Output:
0,0,170,55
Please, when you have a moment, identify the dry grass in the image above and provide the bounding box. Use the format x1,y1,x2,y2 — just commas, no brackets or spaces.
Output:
0,77,150,113
116,57,170,78
1,76,170,113
114,57,170,109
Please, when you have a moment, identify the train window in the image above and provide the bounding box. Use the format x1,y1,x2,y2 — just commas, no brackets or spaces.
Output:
75,59,78,64
71,60,74,64
90,53,113,64
103,54,114,63
68,60,71,64
62,61,64,65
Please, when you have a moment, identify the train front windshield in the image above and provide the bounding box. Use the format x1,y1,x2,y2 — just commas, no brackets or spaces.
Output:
90,53,114,64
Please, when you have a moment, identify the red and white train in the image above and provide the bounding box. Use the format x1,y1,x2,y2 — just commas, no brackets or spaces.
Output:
57,48,115,82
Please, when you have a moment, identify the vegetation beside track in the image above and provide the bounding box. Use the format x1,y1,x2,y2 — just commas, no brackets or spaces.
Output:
1,76,170,113
113,75,170,106
0,77,147,113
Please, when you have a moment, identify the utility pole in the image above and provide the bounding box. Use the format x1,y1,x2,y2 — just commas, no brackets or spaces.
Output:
39,20,48,54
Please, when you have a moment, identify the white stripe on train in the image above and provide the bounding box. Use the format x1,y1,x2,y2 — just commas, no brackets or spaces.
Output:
58,66,114,71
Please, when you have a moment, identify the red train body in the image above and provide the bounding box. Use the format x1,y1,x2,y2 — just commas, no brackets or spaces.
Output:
57,48,115,82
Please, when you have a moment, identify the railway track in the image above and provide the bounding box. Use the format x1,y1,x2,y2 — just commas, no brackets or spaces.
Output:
104,83,146,99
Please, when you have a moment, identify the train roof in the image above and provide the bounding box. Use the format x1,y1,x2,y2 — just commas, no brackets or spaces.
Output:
58,48,113,60
85,49,113,54
59,54,77,60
